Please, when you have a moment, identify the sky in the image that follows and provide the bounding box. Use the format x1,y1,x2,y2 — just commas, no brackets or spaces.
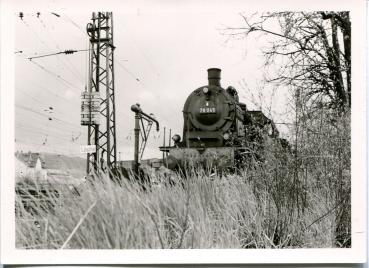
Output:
14,4,293,160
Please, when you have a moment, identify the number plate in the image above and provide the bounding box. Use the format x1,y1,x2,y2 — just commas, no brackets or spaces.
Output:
199,107,216,114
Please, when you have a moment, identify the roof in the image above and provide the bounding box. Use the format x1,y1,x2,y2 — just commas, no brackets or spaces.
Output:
40,153,85,170
15,152,43,168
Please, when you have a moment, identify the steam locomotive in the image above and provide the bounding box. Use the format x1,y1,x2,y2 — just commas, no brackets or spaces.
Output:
160,68,285,171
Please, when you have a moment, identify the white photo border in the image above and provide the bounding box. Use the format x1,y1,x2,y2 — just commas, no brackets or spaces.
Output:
1,0,366,264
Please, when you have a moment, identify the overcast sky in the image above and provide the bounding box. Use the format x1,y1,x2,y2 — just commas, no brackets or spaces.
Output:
14,5,293,160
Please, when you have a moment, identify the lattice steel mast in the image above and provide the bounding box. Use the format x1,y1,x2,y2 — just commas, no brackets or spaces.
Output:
82,12,117,173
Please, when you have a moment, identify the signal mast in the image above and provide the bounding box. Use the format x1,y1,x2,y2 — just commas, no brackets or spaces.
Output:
81,12,117,174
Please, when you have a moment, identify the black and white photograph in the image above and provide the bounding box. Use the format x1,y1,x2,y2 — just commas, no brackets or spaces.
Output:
0,0,366,264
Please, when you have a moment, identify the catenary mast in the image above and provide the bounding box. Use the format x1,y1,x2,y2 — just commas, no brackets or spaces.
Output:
81,12,117,174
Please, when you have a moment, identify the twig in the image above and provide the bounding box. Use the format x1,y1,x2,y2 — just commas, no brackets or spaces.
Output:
60,200,97,249
305,193,349,230
263,232,276,248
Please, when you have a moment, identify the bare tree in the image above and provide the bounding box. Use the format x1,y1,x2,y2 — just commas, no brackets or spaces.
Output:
225,11,351,112
225,12,351,246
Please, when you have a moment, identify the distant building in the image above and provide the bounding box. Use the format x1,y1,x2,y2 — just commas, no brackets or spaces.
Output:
15,152,47,180
15,151,86,184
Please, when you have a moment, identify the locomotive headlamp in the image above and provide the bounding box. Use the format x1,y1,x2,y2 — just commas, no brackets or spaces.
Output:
223,133,230,140
172,134,181,143
202,87,209,94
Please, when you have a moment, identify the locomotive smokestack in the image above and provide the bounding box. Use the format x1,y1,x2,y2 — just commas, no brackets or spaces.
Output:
207,68,221,86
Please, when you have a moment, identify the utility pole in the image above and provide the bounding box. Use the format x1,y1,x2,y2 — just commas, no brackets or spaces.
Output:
81,12,117,174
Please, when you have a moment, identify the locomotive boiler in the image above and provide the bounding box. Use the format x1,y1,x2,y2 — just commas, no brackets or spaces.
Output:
160,68,281,171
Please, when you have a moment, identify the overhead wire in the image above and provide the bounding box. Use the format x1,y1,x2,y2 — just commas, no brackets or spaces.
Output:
16,120,83,142
15,13,88,155
16,12,87,138
15,123,84,154
27,59,82,92
15,106,88,150
15,104,82,130
122,26,161,77
15,138,82,155
35,14,87,83
16,60,79,107
16,117,88,155
15,105,86,137
25,80,79,105
19,12,165,109
16,83,128,146
16,87,49,107
17,12,168,155
16,124,76,143
28,49,91,60
18,14,85,88
59,12,172,125
58,14,154,92
20,18,52,51
16,87,80,123
32,14,133,126
115,60,140,82
61,14,89,38
17,106,126,148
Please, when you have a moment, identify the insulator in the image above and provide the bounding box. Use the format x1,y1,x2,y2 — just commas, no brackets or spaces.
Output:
64,50,76,54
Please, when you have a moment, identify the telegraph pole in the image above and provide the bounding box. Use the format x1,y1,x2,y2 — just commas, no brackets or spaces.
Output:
81,12,117,174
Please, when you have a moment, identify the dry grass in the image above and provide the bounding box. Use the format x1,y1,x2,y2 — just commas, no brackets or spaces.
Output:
15,163,349,249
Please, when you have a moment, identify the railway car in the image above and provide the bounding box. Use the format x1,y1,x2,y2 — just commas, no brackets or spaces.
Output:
160,68,284,171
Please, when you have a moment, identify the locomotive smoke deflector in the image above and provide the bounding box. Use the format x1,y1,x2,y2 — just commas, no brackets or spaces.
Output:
207,68,221,87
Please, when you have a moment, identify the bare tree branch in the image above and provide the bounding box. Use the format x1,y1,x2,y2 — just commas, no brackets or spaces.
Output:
223,11,351,112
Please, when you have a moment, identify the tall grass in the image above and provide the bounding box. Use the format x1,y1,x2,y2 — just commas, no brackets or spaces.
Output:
16,164,347,249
